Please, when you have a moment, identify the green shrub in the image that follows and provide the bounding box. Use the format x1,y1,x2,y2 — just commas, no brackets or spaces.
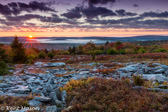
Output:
119,49,125,54
107,48,117,55
38,51,46,59
138,49,146,54
91,52,96,60
133,75,144,86
0,61,9,75
154,48,167,53
93,50,104,55
47,52,55,59
27,54,36,64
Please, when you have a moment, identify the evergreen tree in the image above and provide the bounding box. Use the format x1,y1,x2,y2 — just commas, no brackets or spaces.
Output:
0,44,8,62
68,47,72,54
11,36,27,63
105,41,109,46
72,45,76,54
44,49,48,54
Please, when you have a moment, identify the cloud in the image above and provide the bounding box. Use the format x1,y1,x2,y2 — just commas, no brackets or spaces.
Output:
61,7,82,19
40,14,63,23
85,0,116,7
0,1,56,16
141,11,168,18
115,9,137,16
62,6,116,19
82,6,116,18
133,4,139,7
5,14,43,22
62,6,137,19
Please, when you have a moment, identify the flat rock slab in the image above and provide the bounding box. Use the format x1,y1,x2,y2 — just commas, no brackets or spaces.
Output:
46,106,57,112
45,62,66,67
28,100,42,106
34,96,52,102
0,83,11,88
11,88,30,94
142,74,168,83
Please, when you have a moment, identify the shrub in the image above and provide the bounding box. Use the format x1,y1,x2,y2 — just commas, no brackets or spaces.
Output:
38,51,46,59
27,54,36,64
62,78,168,112
154,48,167,53
138,49,146,54
0,61,9,75
107,48,117,55
91,52,95,60
133,75,144,86
93,50,104,55
47,52,55,59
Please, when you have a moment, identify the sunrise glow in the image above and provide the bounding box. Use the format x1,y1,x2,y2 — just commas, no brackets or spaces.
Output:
29,35,33,39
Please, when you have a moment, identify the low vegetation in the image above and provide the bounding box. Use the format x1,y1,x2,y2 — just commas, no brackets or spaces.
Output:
62,78,168,112
0,95,33,112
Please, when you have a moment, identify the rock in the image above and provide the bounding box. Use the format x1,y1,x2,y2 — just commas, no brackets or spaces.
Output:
164,70,168,77
50,92,58,100
34,62,44,67
46,84,53,93
0,76,4,80
9,110,26,112
11,88,30,94
33,79,43,84
64,106,73,111
79,71,90,75
45,62,66,67
154,68,166,74
73,75,87,80
148,88,168,92
55,99,63,106
142,74,168,83
46,106,57,112
61,90,67,104
0,83,11,88
32,89,41,94
34,96,52,102
154,85,168,89
132,86,144,90
47,77,55,84
28,100,42,106
118,64,139,73
17,81,25,85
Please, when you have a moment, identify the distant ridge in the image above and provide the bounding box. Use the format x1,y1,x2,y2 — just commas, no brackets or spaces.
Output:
0,35,168,43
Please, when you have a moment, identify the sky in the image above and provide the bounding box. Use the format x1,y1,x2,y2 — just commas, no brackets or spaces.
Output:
0,0,168,37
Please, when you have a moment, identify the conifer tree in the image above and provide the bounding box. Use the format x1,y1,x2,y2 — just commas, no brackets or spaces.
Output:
11,36,27,63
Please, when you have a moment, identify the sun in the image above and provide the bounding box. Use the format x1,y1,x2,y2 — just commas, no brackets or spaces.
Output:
29,35,33,39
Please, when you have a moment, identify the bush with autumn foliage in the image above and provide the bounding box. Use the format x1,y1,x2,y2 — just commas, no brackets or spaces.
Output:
62,78,168,112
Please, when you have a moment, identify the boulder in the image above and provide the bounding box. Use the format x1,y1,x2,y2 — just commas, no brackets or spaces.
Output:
45,62,66,67
46,106,57,112
61,90,67,104
0,83,11,88
79,71,90,75
28,100,42,106
118,64,139,73
9,110,26,112
34,96,52,102
46,84,53,93
11,88,30,94
154,68,166,74
142,74,168,83
34,62,44,67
